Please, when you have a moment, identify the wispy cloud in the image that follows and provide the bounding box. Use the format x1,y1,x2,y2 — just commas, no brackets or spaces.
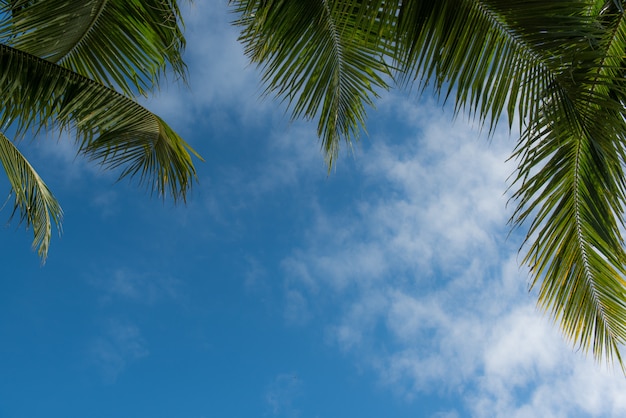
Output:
278,94,626,417
88,319,149,384
265,373,303,418
88,268,183,306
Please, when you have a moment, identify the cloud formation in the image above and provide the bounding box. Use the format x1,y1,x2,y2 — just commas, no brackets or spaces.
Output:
279,95,626,417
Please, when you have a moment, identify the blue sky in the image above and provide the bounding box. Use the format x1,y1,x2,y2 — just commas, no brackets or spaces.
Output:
2,2,626,417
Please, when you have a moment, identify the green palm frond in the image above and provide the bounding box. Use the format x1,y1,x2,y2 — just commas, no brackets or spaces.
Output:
510,3,626,366
0,43,199,201
396,0,626,365
0,132,62,261
395,0,600,129
232,0,393,164
511,103,626,366
0,0,187,96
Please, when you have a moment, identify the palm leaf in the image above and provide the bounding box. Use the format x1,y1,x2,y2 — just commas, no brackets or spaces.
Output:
510,3,626,367
0,0,187,96
0,0,197,260
232,0,393,165
0,132,62,261
393,0,626,365
396,0,626,367
394,0,600,129
0,43,199,202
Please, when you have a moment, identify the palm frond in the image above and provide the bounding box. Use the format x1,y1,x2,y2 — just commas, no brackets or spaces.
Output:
509,4,626,366
511,95,626,366
396,0,626,366
231,0,393,165
0,132,62,261
0,0,187,96
0,43,199,202
395,0,601,130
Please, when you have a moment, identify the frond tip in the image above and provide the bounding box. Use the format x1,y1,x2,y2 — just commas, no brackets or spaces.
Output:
0,133,62,262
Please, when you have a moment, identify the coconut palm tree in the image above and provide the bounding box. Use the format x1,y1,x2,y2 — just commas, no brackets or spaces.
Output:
231,0,626,367
0,0,199,261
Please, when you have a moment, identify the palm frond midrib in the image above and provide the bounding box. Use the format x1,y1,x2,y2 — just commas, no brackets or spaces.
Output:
571,123,614,346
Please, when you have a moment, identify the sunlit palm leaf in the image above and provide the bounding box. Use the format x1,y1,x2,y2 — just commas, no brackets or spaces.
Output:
397,0,626,365
232,0,393,164
0,43,199,202
510,3,626,366
0,132,62,261
394,0,626,364
0,0,187,96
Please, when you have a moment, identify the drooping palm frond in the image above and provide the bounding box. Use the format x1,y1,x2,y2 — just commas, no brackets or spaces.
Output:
0,43,199,202
394,0,626,364
232,0,394,164
509,3,626,367
0,0,187,96
511,98,626,367
0,132,61,261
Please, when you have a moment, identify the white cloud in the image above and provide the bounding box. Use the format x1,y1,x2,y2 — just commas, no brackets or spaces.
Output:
278,94,626,417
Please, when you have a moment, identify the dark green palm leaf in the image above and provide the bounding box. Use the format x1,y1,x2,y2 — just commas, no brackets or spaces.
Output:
0,0,187,96
395,0,600,129
395,0,626,365
232,0,393,164
0,43,199,202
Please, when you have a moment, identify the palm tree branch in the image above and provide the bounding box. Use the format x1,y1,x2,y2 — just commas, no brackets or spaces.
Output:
515,122,626,364
1,0,187,96
395,0,600,131
395,0,626,365
0,43,199,202
0,132,62,261
232,0,392,165
510,18,626,363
